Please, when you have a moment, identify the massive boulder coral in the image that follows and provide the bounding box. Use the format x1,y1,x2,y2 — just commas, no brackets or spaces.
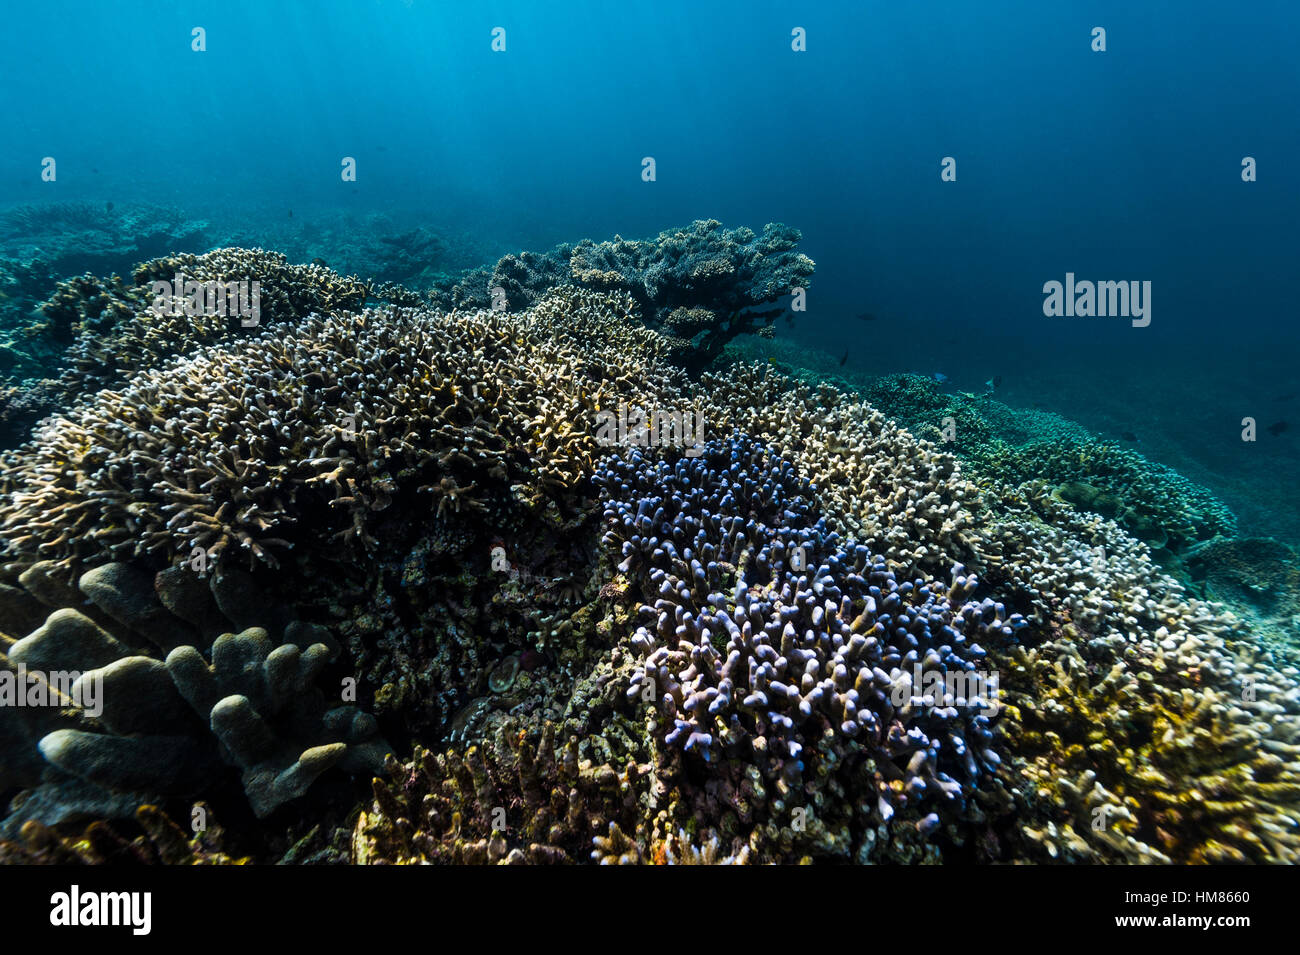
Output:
0,559,388,834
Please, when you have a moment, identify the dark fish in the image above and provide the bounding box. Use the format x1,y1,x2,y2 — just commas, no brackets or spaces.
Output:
1267,420,1289,436
855,312,877,322
311,257,328,267
91,168,99,174
838,349,849,367
1120,431,1138,442
1275,392,1297,402
105,201,113,213
288,209,293,218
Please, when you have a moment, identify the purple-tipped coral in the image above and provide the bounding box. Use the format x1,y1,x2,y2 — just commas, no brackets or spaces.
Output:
596,436,1025,828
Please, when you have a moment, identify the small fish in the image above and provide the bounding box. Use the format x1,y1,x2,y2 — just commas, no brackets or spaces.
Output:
105,201,114,213
839,349,849,367
855,312,877,322
91,168,99,174
1120,431,1138,442
288,209,293,218
932,372,949,384
1275,392,1297,402
311,257,328,267
1267,420,1289,436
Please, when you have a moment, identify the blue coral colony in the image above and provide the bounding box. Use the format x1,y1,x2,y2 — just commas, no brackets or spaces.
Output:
0,215,1296,866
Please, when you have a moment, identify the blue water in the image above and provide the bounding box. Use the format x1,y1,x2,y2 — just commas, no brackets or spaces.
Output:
4,1,1295,341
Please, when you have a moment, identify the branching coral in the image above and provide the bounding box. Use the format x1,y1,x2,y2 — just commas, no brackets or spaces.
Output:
598,436,1024,852
428,220,814,372
0,803,248,865
0,288,685,575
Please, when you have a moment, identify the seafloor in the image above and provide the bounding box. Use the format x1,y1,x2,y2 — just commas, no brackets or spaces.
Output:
0,202,1296,865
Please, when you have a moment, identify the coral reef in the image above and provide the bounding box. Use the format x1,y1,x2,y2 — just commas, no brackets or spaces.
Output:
0,202,209,327
701,364,982,576
353,720,648,864
0,224,1296,868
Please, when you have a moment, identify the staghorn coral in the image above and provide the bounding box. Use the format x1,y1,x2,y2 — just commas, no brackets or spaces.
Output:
0,803,247,865
0,249,371,445
352,720,650,865
60,248,370,400
356,350,1300,866
0,559,388,834
998,622,1300,864
2,223,1297,868
0,287,685,575
701,363,983,577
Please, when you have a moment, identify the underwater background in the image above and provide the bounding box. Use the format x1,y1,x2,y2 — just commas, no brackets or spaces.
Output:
0,0,1297,865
